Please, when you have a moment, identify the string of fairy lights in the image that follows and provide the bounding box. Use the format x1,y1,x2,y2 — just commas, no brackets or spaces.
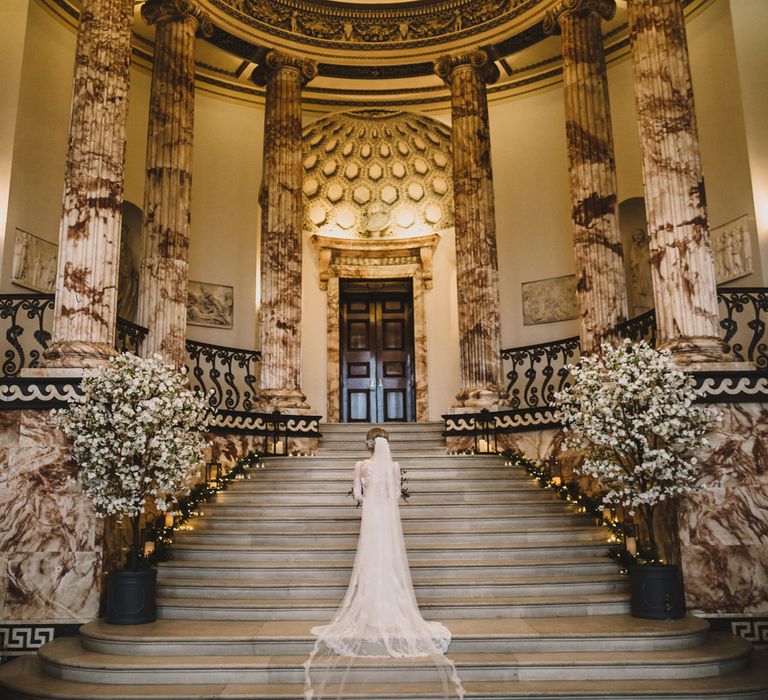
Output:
141,450,263,566
501,449,642,570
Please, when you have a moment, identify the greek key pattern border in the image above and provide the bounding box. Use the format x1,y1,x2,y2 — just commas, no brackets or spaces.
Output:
0,624,80,660
704,617,768,647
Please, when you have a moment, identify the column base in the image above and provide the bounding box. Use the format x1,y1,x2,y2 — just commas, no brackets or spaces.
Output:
658,336,732,366
256,387,310,412
41,341,118,369
452,384,510,411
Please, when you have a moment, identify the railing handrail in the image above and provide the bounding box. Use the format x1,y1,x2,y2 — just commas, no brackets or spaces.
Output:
501,333,580,357
0,292,54,300
185,337,261,359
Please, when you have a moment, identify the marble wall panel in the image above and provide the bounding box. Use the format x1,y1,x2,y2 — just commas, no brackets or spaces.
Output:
0,409,102,623
4,552,101,621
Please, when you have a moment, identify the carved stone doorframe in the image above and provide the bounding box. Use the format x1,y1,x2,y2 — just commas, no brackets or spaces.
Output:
311,234,440,423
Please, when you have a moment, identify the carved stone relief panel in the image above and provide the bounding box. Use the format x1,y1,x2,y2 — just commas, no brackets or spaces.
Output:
710,215,753,284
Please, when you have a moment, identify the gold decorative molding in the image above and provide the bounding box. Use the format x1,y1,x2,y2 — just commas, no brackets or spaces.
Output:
141,0,214,36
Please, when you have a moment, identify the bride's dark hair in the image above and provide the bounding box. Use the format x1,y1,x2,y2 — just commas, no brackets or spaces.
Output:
365,427,389,451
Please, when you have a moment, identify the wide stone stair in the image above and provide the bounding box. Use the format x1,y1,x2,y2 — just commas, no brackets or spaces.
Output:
1,422,767,698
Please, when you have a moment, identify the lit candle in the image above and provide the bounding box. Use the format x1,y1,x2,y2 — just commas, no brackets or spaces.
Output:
164,512,175,528
551,476,562,486
477,438,489,453
143,540,155,557
626,535,638,557
274,440,284,454
602,509,613,524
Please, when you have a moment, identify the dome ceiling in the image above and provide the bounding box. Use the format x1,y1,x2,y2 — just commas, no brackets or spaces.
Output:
43,0,713,110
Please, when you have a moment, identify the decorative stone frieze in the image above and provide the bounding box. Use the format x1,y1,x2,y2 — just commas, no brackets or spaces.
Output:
434,50,508,409
137,0,211,367
545,0,629,352
43,0,134,368
250,51,317,410
627,0,725,363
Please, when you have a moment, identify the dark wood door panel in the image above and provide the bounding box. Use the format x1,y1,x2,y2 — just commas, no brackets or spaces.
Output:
340,281,415,423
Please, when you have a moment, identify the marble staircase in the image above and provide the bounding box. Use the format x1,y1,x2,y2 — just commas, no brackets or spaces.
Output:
1,422,767,698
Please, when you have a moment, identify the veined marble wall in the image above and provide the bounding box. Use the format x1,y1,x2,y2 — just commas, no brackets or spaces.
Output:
0,410,101,624
501,401,768,617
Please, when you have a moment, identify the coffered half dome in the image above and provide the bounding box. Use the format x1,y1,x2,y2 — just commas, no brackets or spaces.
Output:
302,110,454,238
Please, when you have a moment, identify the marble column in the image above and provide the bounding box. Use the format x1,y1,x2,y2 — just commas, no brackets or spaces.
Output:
43,0,134,368
250,51,317,410
137,0,211,367
545,0,628,353
627,0,725,362
434,50,508,409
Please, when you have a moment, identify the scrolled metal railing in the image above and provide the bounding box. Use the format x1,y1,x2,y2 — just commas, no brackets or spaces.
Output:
501,334,579,410
185,338,261,412
717,288,768,368
0,293,55,376
116,318,149,355
502,288,768,410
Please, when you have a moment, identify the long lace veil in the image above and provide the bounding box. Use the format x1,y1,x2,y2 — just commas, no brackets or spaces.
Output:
303,437,464,698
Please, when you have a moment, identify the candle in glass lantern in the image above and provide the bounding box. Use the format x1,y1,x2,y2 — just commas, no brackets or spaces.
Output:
164,512,175,528
143,540,156,557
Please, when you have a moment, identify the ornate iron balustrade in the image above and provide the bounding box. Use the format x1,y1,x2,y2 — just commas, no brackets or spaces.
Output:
501,334,580,410
185,339,261,412
502,288,768,410
0,294,54,376
1,293,147,376
717,288,768,369
115,318,148,355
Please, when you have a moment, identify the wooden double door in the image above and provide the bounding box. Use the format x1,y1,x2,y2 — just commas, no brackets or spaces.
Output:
340,279,415,423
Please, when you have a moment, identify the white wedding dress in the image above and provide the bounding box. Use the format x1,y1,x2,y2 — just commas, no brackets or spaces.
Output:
303,437,463,698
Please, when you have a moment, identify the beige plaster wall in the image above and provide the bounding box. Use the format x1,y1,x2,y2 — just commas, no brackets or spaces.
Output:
729,0,768,286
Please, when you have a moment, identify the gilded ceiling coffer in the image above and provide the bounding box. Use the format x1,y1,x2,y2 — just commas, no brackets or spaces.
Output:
251,51,318,410
434,50,509,409
137,0,212,368
42,0,134,368
545,0,628,353
627,0,725,363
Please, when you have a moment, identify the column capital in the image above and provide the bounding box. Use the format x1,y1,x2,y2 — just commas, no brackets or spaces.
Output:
250,50,318,88
141,0,213,37
543,0,616,35
433,49,500,87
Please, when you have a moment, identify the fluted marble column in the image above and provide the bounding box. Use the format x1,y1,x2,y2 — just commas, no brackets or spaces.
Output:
44,0,133,368
251,51,317,409
137,0,211,367
545,0,628,353
434,51,508,409
627,0,724,362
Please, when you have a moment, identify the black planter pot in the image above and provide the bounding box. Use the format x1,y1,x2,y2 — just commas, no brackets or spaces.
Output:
105,569,157,625
630,563,685,620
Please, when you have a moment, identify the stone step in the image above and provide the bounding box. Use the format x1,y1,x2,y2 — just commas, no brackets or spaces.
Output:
167,528,608,556
321,422,444,432
194,500,574,518
230,474,536,489
37,634,752,686
260,454,506,467
156,592,632,620
78,616,711,657
156,573,629,600
161,540,612,563
241,467,525,481
8,654,768,699
155,557,623,581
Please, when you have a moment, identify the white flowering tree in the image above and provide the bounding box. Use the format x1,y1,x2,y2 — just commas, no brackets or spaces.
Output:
554,340,719,561
54,353,209,569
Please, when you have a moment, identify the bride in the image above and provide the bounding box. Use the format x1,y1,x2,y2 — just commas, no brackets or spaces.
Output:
303,428,464,698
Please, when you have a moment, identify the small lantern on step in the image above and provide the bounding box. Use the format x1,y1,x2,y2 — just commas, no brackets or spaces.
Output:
623,520,639,558
141,518,156,558
207,460,222,487
264,410,288,456
474,409,497,454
